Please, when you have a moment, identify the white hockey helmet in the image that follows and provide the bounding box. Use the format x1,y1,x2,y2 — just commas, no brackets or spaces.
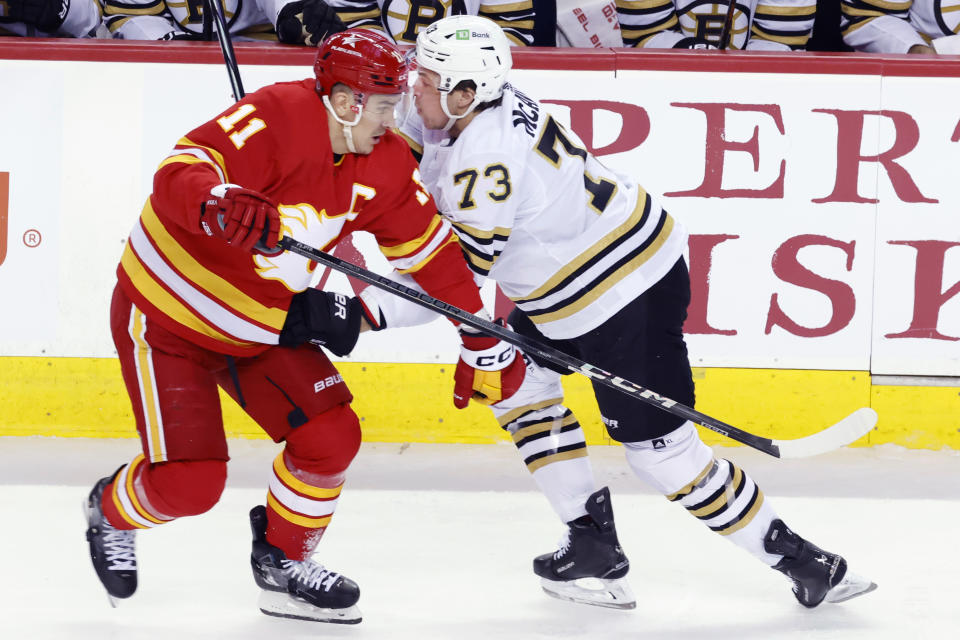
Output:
414,14,512,126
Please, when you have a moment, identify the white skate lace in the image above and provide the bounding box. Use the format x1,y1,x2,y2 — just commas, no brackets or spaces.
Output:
101,523,137,571
282,559,341,592
553,529,572,560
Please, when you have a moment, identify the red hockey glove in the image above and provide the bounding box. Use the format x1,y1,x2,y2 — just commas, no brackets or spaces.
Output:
453,323,526,409
201,184,281,253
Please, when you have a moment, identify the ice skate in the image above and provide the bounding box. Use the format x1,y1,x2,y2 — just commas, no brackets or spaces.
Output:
249,505,361,624
83,471,138,606
533,487,635,610
765,519,877,608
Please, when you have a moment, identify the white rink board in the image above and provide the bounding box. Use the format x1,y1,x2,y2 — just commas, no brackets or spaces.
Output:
0,58,957,375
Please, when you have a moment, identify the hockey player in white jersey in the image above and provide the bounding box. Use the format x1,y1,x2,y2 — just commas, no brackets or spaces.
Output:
618,0,816,49
841,0,960,54
370,14,878,610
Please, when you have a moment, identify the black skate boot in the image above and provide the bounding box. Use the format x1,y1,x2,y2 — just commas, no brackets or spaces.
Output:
83,469,137,606
764,519,877,608
533,487,634,609
249,505,361,624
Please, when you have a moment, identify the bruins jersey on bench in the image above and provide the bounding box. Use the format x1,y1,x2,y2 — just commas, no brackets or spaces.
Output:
618,0,815,50
842,0,960,52
326,0,534,45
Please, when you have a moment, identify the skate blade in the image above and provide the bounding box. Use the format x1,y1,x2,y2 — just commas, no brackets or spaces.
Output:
540,576,636,610
257,590,362,624
825,571,877,604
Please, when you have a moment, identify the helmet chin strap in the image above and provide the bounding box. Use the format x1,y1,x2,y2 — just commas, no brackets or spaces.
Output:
323,94,364,153
439,91,481,132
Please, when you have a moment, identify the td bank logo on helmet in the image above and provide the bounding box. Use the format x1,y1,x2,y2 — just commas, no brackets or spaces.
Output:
455,30,490,40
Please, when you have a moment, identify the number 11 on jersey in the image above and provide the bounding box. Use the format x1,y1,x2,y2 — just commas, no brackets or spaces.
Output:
217,104,267,150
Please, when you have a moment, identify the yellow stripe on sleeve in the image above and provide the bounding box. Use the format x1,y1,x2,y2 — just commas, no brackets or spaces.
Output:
379,216,443,258
120,246,253,348
139,202,287,330
396,235,460,275
179,137,229,173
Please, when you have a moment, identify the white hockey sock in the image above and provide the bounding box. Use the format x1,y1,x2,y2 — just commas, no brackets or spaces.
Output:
624,422,782,566
530,454,596,523
666,458,781,566
505,403,597,523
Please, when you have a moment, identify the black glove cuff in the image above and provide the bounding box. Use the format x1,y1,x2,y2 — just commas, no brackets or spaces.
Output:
279,289,362,357
331,297,364,356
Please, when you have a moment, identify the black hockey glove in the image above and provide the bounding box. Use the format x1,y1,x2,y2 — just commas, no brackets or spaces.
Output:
0,0,69,32
276,0,347,46
280,289,367,357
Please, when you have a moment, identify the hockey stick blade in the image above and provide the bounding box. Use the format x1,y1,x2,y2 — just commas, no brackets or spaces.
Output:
277,236,874,458
772,407,878,459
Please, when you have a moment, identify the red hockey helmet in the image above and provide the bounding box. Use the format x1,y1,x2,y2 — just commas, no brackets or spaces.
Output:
314,29,409,98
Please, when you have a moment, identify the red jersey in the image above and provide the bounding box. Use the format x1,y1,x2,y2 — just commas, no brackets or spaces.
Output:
118,79,481,356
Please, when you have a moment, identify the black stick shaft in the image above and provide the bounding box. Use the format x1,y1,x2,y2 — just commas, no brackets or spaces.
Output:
279,236,781,457
718,1,737,50
205,0,245,100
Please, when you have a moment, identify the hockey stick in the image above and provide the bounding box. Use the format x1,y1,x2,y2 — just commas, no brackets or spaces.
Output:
717,1,737,50
204,0,245,101
277,236,877,459
204,17,877,458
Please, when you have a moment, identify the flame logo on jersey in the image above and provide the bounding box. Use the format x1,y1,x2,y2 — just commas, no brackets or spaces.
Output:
253,203,344,291
254,184,375,291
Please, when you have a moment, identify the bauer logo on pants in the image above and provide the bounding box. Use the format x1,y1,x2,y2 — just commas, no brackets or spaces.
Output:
0,172,8,268
314,374,344,393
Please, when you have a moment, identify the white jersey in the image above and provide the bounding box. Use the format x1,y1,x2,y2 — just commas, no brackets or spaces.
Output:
618,0,816,51
101,0,286,40
841,0,960,53
399,85,687,340
325,0,534,45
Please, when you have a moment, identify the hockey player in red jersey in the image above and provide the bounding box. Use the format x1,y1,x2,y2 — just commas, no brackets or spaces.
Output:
82,28,523,624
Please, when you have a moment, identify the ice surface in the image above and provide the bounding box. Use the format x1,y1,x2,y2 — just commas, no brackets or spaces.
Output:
1,437,957,639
